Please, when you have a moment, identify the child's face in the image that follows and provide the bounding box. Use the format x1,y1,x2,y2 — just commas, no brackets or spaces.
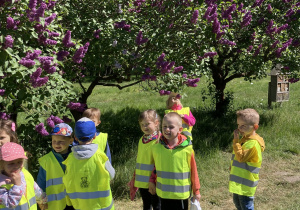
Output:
52,135,73,154
90,116,101,127
0,131,11,147
162,116,182,141
237,117,254,136
2,158,24,177
139,118,158,135
167,96,181,109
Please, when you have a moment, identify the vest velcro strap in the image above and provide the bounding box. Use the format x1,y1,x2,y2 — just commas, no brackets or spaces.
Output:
157,171,190,179
48,190,66,202
232,160,260,174
68,190,110,199
230,174,258,187
46,177,63,187
182,131,192,137
135,174,151,183
29,196,36,206
136,163,154,171
157,182,190,193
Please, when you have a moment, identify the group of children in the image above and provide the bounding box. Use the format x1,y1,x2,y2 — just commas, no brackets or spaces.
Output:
0,92,265,210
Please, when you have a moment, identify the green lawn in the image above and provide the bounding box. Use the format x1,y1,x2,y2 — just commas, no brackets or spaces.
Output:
77,77,300,209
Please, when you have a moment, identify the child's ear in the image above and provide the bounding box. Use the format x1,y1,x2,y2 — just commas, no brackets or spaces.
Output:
254,124,259,130
179,126,183,133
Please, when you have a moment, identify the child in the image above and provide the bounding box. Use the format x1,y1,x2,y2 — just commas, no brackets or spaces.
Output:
149,112,200,210
0,142,47,209
63,117,115,210
229,108,265,210
165,92,195,140
128,109,161,210
37,123,74,210
81,107,112,163
0,119,18,146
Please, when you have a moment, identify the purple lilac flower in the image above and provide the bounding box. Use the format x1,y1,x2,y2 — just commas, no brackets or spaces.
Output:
212,18,220,34
277,24,288,33
186,78,200,87
62,116,72,123
136,31,148,45
266,20,277,35
251,32,256,40
258,17,265,25
204,52,217,58
267,4,272,12
48,31,60,37
56,51,70,61
4,35,14,49
0,112,10,120
30,67,49,87
0,89,5,96
67,102,87,112
141,74,150,81
45,13,56,25
35,2,47,21
28,0,37,10
288,78,299,83
237,3,243,11
271,40,280,48
145,67,151,73
241,11,252,28
6,17,18,30
222,4,236,19
83,42,89,54
52,115,64,124
252,0,264,8
285,9,295,17
19,58,35,67
219,38,236,46
35,123,49,136
72,43,90,64
94,29,101,39
159,90,166,96
47,116,55,128
45,39,57,45
182,74,187,78
216,31,225,39
62,31,75,48
247,45,253,52
150,76,157,81
253,44,262,57
174,66,183,73
203,7,212,19
25,50,42,60
191,10,199,24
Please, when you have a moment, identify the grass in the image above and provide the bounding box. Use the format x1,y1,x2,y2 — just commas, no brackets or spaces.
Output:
41,76,300,209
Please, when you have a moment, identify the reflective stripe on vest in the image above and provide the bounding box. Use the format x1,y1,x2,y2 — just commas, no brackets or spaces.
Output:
156,182,190,193
230,174,258,187
136,163,154,171
68,190,110,199
231,154,260,174
156,171,190,179
47,190,66,202
46,177,63,188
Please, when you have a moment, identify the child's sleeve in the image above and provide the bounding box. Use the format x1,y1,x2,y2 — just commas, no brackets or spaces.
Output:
105,142,112,164
190,153,200,196
233,139,258,163
34,181,47,204
0,185,25,208
105,160,115,179
36,166,46,192
182,111,196,126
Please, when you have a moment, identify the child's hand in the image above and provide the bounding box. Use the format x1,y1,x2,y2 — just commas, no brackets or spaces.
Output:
233,129,240,140
148,182,156,195
192,193,201,202
180,114,185,118
10,170,22,186
38,203,48,210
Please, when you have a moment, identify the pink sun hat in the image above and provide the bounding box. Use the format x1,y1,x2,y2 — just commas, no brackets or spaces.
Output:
0,142,27,161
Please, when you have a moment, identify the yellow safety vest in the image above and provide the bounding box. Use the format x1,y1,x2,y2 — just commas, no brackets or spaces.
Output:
134,137,157,188
165,107,193,140
93,133,108,153
0,169,37,210
229,140,262,196
151,142,193,199
62,150,114,210
39,151,66,210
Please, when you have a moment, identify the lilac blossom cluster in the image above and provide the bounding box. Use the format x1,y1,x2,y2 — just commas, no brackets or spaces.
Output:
288,78,299,83
275,38,293,57
94,29,101,39
30,67,49,88
265,20,277,36
186,78,200,87
35,123,49,136
3,35,14,49
0,112,10,120
253,44,262,57
222,4,236,20
159,90,171,96
62,31,75,48
0,89,5,96
219,38,236,46
114,21,131,31
136,31,148,45
38,56,56,74
292,40,299,47
72,42,89,64
277,24,289,34
133,0,145,7
56,51,70,61
198,52,218,60
156,53,175,75
271,40,280,48
46,115,64,128
247,45,253,52
241,11,252,28
252,0,264,8
191,10,199,24
174,66,183,73
203,4,218,22
7,17,20,30
141,74,157,81
19,50,42,68
67,102,87,112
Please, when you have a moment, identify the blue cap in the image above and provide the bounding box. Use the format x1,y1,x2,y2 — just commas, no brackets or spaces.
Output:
50,123,73,136
75,117,96,142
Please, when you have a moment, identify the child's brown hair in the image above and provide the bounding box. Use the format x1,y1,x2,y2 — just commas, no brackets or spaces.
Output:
0,119,18,144
236,108,259,125
166,92,182,109
82,108,101,120
138,109,161,132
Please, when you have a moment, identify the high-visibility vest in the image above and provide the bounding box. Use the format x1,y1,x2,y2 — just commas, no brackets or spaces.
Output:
0,169,37,210
63,150,114,210
229,140,262,197
39,151,66,210
93,133,108,153
165,107,193,140
152,143,193,199
134,137,157,188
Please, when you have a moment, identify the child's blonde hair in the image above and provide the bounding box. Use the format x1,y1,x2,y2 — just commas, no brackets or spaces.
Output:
164,112,183,127
0,119,18,144
82,107,101,120
236,108,259,125
138,109,161,132
166,92,182,109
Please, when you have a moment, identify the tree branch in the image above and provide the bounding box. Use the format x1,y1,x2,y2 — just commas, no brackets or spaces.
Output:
97,80,142,90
